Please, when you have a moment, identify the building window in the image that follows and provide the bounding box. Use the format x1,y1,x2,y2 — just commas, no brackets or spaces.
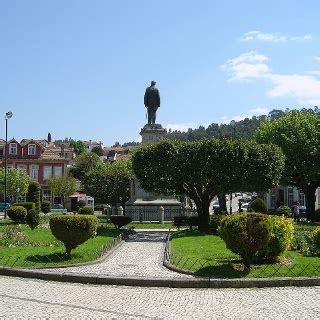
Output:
53,166,62,177
43,166,52,180
17,195,26,202
299,191,305,206
29,165,38,181
287,187,294,207
17,164,27,171
42,189,51,201
28,144,36,155
9,143,17,155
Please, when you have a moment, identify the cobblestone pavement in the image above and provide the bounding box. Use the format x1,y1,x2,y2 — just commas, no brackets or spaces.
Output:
1,276,320,319
48,231,192,279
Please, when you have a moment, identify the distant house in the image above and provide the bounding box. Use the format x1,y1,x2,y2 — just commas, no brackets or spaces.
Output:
83,140,103,152
0,138,72,204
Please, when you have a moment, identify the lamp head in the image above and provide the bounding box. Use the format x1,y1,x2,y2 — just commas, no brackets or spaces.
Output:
5,111,13,119
230,120,236,127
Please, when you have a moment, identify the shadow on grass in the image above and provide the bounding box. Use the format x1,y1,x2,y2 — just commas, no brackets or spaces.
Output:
26,252,72,265
194,262,248,278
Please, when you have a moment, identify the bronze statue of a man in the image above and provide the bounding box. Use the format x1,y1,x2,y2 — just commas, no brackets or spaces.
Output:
144,80,160,124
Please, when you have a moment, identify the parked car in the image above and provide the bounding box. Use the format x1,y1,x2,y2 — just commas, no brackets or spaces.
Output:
298,206,307,216
94,204,111,212
51,203,67,213
241,202,250,211
0,203,11,212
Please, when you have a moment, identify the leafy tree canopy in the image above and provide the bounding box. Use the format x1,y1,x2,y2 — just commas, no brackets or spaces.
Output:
0,168,30,197
70,140,86,156
255,111,320,220
91,146,104,156
84,159,133,206
48,176,77,198
132,139,284,232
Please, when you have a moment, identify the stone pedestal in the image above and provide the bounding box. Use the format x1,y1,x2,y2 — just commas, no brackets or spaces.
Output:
140,123,166,144
125,122,181,219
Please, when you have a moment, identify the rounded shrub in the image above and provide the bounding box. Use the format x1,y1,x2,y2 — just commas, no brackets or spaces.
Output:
219,213,271,269
109,215,132,229
41,200,51,214
312,228,320,255
77,200,86,209
7,206,27,224
12,202,35,212
78,206,94,215
26,209,40,230
27,182,41,213
49,215,98,255
210,214,225,234
276,206,292,217
261,216,294,260
250,198,267,214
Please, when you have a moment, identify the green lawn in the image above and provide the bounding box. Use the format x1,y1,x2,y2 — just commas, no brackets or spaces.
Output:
0,220,123,268
169,230,320,278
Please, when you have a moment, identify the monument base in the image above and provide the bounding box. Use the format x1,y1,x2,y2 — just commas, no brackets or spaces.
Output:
140,123,166,144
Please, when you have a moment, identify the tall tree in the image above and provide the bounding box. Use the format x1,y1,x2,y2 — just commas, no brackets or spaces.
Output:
0,168,30,200
69,151,101,182
84,159,133,207
48,176,77,206
255,111,320,220
132,139,284,232
70,140,86,156
91,146,104,156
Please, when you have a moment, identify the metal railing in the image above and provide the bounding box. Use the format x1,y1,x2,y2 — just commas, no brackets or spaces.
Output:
125,207,197,222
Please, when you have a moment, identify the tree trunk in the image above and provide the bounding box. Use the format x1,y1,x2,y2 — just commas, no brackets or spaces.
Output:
195,198,210,233
304,185,317,221
218,194,227,213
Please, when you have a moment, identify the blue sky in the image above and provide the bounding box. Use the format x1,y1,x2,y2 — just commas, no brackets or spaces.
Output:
1,0,319,146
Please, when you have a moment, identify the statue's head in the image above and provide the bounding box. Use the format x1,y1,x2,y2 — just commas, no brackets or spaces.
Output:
151,80,156,86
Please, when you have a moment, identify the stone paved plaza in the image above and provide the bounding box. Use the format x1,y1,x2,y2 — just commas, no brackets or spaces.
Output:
1,276,320,319
48,231,192,279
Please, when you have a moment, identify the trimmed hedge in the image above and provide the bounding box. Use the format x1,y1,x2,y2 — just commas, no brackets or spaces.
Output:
261,216,294,260
219,212,271,269
210,214,225,234
27,182,41,213
276,205,292,217
26,209,40,230
49,215,98,255
12,202,35,212
7,206,28,224
313,228,320,255
109,215,132,229
41,200,51,214
250,198,267,214
78,206,94,215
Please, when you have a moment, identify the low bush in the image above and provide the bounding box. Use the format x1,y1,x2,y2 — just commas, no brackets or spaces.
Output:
219,212,271,269
49,215,98,255
210,214,225,234
77,200,86,209
291,230,314,254
276,206,292,217
312,228,320,255
12,202,35,212
41,200,51,214
109,215,132,229
259,216,294,260
25,209,40,230
7,206,28,224
78,206,94,215
250,198,267,214
214,207,227,215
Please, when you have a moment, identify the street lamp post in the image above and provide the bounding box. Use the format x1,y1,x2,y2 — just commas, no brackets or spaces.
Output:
4,111,13,219
229,120,236,214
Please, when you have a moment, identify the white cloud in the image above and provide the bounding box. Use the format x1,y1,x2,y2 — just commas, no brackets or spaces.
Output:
222,51,271,81
241,31,312,42
164,123,197,132
223,51,320,105
315,56,320,63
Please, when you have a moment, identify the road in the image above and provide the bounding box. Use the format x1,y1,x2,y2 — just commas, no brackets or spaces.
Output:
1,276,319,319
